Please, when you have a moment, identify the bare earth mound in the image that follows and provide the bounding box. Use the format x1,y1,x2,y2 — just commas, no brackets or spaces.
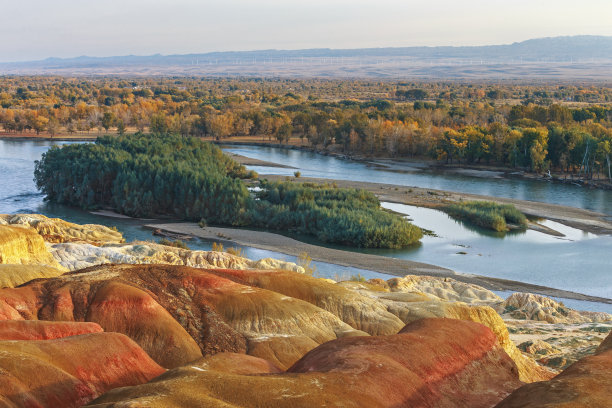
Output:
88,318,523,408
0,264,364,370
0,332,164,408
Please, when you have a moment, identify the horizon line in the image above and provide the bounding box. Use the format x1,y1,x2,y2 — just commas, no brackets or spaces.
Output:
2,34,611,65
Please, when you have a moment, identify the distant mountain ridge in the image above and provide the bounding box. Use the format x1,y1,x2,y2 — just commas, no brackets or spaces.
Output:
2,35,612,79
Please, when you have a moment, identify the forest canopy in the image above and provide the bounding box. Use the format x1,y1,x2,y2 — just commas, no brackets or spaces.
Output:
34,134,421,248
34,134,253,225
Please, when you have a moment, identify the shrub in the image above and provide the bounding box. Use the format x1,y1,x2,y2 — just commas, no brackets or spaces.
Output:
158,238,190,250
350,273,367,282
444,201,528,232
226,246,244,257
297,252,316,276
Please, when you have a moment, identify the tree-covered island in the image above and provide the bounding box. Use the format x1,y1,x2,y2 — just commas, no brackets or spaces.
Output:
34,133,422,248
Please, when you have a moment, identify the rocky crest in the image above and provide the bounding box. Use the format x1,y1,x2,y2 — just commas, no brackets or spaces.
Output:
385,275,503,304
496,292,611,324
0,225,64,269
496,331,612,408
215,268,405,336
0,320,103,340
1,214,123,245
49,241,305,273
0,264,65,288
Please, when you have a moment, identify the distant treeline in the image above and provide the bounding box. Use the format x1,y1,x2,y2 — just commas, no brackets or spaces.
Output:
34,134,421,248
4,77,611,179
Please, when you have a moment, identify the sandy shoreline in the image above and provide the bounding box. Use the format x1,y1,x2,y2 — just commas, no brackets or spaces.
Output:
145,222,612,305
255,175,612,235
147,165,612,305
225,152,297,169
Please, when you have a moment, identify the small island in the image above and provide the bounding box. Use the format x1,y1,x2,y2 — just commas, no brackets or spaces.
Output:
34,133,422,248
444,201,528,232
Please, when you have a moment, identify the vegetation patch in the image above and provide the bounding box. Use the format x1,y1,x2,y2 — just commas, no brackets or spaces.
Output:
297,252,316,276
34,133,421,248
3,77,612,181
251,180,422,248
444,201,528,232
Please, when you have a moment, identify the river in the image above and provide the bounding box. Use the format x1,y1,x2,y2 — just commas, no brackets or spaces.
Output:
1,139,611,312
222,144,612,216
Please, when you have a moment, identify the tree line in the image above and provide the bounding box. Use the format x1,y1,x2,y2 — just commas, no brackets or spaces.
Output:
4,77,612,180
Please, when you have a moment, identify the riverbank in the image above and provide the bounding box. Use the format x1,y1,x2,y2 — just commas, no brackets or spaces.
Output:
3,137,609,308
255,174,612,235
225,152,297,169
145,222,612,305
0,133,97,141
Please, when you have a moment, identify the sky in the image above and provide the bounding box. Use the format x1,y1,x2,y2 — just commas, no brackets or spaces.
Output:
1,0,611,62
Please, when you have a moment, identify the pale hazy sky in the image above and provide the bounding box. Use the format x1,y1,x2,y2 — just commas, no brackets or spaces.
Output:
1,0,611,62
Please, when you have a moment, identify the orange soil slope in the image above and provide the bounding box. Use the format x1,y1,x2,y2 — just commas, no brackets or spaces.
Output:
0,264,364,370
0,332,164,408
88,318,522,408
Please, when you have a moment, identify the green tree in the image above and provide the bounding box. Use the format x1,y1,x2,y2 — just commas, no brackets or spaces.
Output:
102,112,115,132
116,119,126,135
150,113,168,134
